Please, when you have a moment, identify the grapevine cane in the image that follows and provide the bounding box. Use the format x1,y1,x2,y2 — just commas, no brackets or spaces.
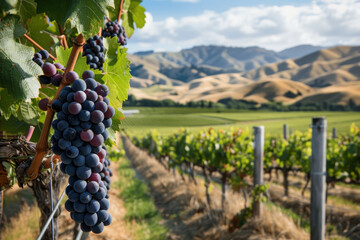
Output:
27,34,85,180
117,0,125,22
23,34,57,60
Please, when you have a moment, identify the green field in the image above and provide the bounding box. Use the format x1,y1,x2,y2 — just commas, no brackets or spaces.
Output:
121,107,360,137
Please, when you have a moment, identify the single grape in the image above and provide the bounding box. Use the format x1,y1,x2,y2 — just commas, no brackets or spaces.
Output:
68,102,82,115
54,63,63,69
80,121,92,130
33,58,44,67
85,154,100,168
84,213,98,227
51,74,63,86
91,110,104,124
34,52,42,59
79,191,92,204
103,214,112,226
65,164,76,176
62,102,70,114
73,180,87,193
88,173,101,183
104,106,115,118
38,98,49,111
66,71,79,83
42,63,57,77
92,162,104,173
74,201,86,213
63,128,77,141
73,154,85,167
91,222,104,234
102,129,109,140
57,120,69,131
39,75,51,84
79,144,92,156
86,199,100,213
97,148,106,159
82,70,95,80
91,122,105,135
74,91,87,103
68,115,81,126
59,89,70,102
86,181,100,194
103,118,112,128
86,90,98,102
66,146,79,158
79,110,91,122
97,210,109,222
72,79,87,92
60,152,72,164
68,190,80,202
90,134,104,147
94,187,107,200
82,100,95,111
58,138,71,150
95,101,108,113
39,49,49,60
67,92,75,102
72,213,85,223
80,129,94,142
65,200,75,212
76,166,92,180
81,223,91,232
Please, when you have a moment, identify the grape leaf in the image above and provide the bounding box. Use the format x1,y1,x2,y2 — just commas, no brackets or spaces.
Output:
35,0,114,38
102,37,131,109
0,15,41,118
26,13,57,53
0,115,41,141
15,0,37,24
16,101,40,125
121,0,146,37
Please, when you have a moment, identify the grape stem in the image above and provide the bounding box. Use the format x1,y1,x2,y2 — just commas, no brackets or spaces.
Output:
23,34,57,60
117,0,125,22
26,34,85,180
57,23,68,49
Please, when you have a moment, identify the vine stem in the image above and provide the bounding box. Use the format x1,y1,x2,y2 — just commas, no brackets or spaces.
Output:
23,34,56,60
57,23,68,49
117,0,125,22
26,34,85,180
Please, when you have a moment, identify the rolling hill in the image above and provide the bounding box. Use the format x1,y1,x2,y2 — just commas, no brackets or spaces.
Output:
127,45,360,107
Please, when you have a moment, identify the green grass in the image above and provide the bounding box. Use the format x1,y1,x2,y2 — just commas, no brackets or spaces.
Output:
116,157,168,240
121,107,360,136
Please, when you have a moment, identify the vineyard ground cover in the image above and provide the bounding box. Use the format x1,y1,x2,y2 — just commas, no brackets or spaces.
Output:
122,107,360,136
122,135,308,240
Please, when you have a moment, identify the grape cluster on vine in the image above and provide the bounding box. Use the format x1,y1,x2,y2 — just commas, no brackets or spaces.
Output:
83,35,105,71
32,50,66,111
102,20,127,46
48,69,114,233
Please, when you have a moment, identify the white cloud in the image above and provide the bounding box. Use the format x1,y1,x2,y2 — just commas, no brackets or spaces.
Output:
128,1,360,52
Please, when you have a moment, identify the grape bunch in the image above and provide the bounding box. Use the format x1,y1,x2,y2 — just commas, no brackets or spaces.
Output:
32,50,65,111
83,35,105,72
102,20,127,46
50,69,115,233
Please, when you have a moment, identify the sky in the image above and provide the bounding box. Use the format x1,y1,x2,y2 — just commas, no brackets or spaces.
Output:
127,0,360,53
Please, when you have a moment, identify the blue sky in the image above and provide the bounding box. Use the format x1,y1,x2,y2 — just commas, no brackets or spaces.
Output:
128,0,360,53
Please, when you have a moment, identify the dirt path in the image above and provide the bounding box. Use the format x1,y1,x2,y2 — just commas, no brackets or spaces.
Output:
58,161,131,240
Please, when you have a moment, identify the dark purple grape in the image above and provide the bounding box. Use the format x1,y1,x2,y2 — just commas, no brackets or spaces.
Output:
59,89,69,102
81,223,91,232
67,92,75,102
86,199,100,214
87,181,100,194
97,210,109,222
42,63,57,77
68,190,80,202
103,214,112,226
39,50,49,60
80,191,92,204
97,148,106,159
38,98,49,111
80,129,94,142
65,200,75,212
84,213,98,227
65,164,76,176
76,166,92,180
68,102,82,115
66,146,79,158
57,120,69,131
88,173,101,183
91,122,105,135
73,213,85,223
104,106,115,118
80,121,92,130
103,118,112,128
102,129,109,140
74,91,87,103
74,202,86,213
82,70,95,80
79,144,92,156
90,134,104,147
68,115,80,126
33,58,44,67
85,154,99,167
54,63,63,69
79,110,91,122
86,90,98,102
91,110,104,124
66,71,79,83
99,198,109,210
58,138,71,150
91,222,104,234
82,100,95,111
60,152,72,164
74,180,87,193
62,102,70,114
51,74,63,86
72,79,87,92
39,75,51,84
95,101,108,113
34,52,42,59
63,128,77,141
73,155,85,167
94,187,106,200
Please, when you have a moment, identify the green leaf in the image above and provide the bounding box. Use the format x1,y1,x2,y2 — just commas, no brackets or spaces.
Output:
102,37,131,109
15,0,37,24
26,13,57,53
54,45,103,76
121,0,146,38
0,15,41,117
35,0,114,38
16,101,40,125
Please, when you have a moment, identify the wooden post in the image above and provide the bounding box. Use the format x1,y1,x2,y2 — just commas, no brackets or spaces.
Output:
332,127,337,139
0,190,3,225
311,117,327,240
283,124,288,140
253,126,264,217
